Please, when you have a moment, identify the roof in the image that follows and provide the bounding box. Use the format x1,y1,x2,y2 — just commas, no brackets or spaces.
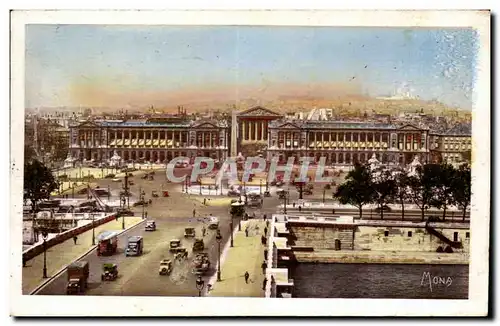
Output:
443,122,472,136
96,231,118,242
269,119,400,130
68,261,89,269
128,235,143,242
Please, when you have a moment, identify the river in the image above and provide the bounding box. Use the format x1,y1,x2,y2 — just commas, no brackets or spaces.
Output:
291,263,468,299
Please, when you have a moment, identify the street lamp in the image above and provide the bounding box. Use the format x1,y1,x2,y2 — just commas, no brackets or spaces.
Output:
41,229,49,278
91,211,96,245
283,191,287,214
141,191,146,219
196,274,205,297
215,229,222,282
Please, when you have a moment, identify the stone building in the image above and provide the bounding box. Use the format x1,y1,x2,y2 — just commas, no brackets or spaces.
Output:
68,116,229,163
266,119,431,165
429,122,472,164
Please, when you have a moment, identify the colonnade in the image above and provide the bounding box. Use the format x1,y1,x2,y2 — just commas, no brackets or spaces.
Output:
241,120,267,141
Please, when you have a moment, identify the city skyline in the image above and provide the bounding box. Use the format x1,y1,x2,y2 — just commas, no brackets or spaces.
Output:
26,25,477,110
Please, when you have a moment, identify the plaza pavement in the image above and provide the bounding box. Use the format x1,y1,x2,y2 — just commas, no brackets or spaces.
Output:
208,219,269,297
22,216,143,294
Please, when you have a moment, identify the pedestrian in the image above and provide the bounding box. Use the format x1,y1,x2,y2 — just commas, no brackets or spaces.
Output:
253,212,256,219
193,208,196,218
293,202,296,208
261,235,265,245
263,214,267,221
266,220,269,228
22,256,26,267
261,260,267,274
73,235,78,245
264,227,268,237
245,227,249,237
264,249,268,260
332,209,336,215
115,214,119,222
203,198,207,205
244,271,250,284
298,206,302,212
262,277,268,291
202,226,206,237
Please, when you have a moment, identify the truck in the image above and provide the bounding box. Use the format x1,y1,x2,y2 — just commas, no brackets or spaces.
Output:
66,261,89,295
96,231,118,256
125,236,144,257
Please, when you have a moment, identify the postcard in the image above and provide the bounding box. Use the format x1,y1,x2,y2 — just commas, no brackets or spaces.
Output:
10,9,490,316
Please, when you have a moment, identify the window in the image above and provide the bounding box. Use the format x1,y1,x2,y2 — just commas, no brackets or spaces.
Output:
466,232,470,239
453,232,458,242
408,231,412,237
384,231,389,237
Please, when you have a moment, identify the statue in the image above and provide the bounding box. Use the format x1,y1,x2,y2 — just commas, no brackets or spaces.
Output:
368,153,380,171
408,155,422,175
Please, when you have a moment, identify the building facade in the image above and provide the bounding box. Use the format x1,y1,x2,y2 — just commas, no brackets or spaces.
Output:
267,119,430,165
429,123,472,164
69,117,229,163
236,106,283,157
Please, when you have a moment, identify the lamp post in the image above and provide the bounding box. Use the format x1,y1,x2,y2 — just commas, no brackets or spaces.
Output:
283,191,287,214
322,186,326,204
41,229,49,278
215,229,222,282
91,211,96,245
196,274,205,297
141,191,146,219
260,179,262,195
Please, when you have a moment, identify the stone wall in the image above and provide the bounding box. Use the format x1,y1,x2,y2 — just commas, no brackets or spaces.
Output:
289,224,470,253
354,226,470,253
291,225,354,250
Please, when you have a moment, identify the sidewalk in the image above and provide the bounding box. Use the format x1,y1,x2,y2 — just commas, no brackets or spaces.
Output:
22,216,143,294
209,219,268,297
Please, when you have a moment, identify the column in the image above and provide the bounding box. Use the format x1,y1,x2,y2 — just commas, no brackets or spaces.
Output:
242,121,246,140
84,131,88,148
403,133,406,151
261,121,265,140
322,132,325,148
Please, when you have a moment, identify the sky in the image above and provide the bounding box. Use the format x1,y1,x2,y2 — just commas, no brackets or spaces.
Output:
25,25,478,110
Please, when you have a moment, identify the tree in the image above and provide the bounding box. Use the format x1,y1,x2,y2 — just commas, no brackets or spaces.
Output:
24,159,58,241
394,169,410,220
407,164,435,221
429,163,456,220
371,168,397,220
334,163,373,219
451,164,471,221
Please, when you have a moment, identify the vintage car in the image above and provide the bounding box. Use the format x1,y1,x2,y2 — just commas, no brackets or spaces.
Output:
206,216,219,230
158,259,173,275
145,220,156,231
277,189,288,199
101,263,118,281
152,191,159,198
192,253,210,273
227,189,240,197
116,208,134,217
184,227,196,238
169,239,182,252
192,238,205,252
112,178,121,182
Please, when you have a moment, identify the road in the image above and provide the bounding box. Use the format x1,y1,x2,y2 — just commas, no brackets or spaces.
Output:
41,168,263,296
